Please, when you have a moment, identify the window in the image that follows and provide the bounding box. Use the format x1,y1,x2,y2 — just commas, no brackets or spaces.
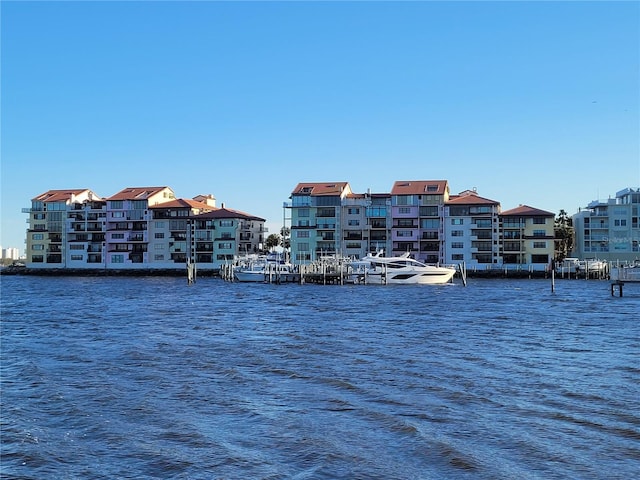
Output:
155,232,165,239
532,230,546,237
155,244,164,250
348,220,360,226
395,195,412,206
154,254,165,260
398,207,412,214
533,241,547,249
71,255,83,261
112,233,125,239
396,219,414,227
531,254,549,263
614,219,627,227
112,211,125,218
452,242,464,249
348,208,360,214
451,219,464,225
533,217,546,224
397,230,413,237
109,201,123,209
297,231,309,238
32,233,44,240
32,244,44,250
132,200,146,210
298,208,310,217
297,242,309,252
220,220,233,227
451,230,463,237
155,221,165,228
70,244,84,250
421,219,440,229
452,254,464,260
32,255,44,262
218,242,233,249
366,207,386,217
111,254,124,263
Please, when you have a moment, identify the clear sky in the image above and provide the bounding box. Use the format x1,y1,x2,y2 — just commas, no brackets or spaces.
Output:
2,1,639,255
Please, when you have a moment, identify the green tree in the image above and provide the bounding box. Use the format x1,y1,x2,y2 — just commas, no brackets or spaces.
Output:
554,209,574,261
280,227,290,250
265,233,281,251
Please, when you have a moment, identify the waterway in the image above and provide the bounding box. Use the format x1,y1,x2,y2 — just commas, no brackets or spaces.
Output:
1,276,638,479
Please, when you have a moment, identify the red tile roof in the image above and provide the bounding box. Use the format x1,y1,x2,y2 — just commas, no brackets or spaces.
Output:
390,180,449,196
291,182,350,196
148,199,214,210
106,187,172,201
447,191,500,205
501,205,554,216
195,207,265,222
32,189,93,202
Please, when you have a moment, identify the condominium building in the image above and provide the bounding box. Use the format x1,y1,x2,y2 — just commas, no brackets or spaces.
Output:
287,180,555,270
499,205,555,267
24,186,266,271
390,180,449,263
24,189,104,266
444,190,501,267
572,187,640,262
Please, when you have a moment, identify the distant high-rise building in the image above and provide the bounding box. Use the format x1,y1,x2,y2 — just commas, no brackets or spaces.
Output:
573,187,640,262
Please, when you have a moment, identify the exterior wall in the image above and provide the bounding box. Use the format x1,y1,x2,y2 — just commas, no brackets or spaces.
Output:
23,186,264,271
365,195,392,256
25,190,97,268
391,191,447,263
573,188,640,262
499,214,554,269
443,203,500,268
65,199,107,268
341,196,367,259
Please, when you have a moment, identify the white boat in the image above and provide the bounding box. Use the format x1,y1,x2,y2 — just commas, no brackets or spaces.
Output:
555,258,581,274
349,251,456,285
233,253,295,282
578,259,608,276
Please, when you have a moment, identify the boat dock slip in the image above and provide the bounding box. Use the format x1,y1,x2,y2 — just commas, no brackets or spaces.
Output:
610,262,640,296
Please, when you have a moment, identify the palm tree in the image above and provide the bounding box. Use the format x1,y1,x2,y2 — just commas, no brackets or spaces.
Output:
264,234,281,252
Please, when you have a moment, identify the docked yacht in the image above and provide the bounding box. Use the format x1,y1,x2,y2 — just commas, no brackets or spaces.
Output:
233,253,295,282
350,251,456,285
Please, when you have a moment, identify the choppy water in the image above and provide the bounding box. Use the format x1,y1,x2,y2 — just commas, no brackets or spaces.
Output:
1,275,638,479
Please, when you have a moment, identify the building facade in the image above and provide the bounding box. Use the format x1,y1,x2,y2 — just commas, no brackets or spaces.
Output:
444,190,501,268
572,187,640,262
287,180,555,270
499,205,555,269
24,187,266,271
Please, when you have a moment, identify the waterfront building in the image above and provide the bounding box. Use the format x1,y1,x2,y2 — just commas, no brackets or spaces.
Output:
24,189,104,267
444,190,501,268
499,205,555,269
104,187,177,267
288,182,353,262
192,207,267,266
572,187,640,262
148,197,217,267
23,186,266,271
390,180,449,263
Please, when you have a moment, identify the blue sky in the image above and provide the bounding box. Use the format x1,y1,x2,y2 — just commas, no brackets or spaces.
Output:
2,1,639,255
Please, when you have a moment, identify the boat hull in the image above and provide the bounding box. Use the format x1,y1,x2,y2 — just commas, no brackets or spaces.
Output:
354,267,456,285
